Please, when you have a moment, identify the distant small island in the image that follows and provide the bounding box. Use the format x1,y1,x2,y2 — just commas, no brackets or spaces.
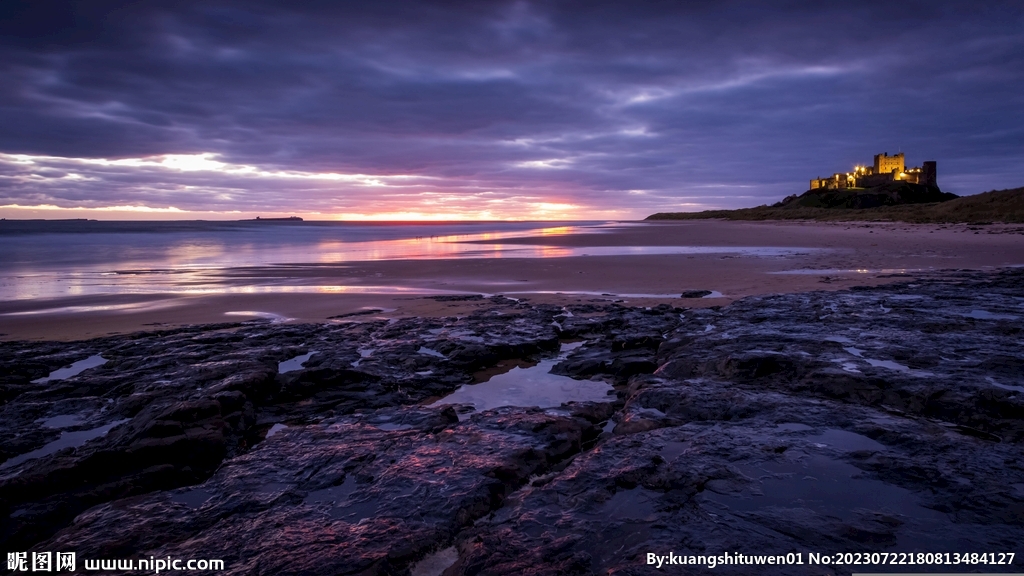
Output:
243,216,304,222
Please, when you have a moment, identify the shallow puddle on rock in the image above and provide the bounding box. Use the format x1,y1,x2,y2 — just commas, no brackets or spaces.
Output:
600,487,659,521
865,358,910,372
37,414,85,428
278,351,317,374
429,327,485,343
810,429,885,452
986,376,1024,394
844,346,865,358
224,310,291,322
769,267,926,275
702,452,947,527
634,406,666,418
471,358,538,383
962,309,1019,321
304,478,358,504
1,419,130,470
576,487,659,571
843,347,931,377
170,489,215,509
868,359,933,377
409,546,459,576
265,423,288,438
659,441,689,461
304,477,377,523
257,482,293,494
835,360,862,373
429,342,611,413
351,348,375,367
32,355,107,383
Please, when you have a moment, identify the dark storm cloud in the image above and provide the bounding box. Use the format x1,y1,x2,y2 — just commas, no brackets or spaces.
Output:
1,0,1022,217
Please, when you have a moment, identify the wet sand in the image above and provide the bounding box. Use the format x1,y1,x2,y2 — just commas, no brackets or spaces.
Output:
3,220,1023,341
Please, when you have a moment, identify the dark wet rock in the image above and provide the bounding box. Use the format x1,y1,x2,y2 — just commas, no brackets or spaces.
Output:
429,294,486,302
2,269,1023,575
452,413,1021,575
0,306,566,551
43,406,588,575
680,289,713,298
326,308,384,319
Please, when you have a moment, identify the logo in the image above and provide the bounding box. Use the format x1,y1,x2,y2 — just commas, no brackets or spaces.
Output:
6,552,75,572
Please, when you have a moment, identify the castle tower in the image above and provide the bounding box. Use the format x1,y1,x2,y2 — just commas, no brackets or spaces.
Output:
921,161,936,186
873,152,905,175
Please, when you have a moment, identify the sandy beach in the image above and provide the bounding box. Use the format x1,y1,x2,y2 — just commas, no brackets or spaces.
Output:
3,219,1023,341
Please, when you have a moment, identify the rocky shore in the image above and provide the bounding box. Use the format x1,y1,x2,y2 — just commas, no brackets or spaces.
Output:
2,270,1023,575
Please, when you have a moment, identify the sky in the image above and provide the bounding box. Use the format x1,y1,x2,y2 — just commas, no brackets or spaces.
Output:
1,1,1022,221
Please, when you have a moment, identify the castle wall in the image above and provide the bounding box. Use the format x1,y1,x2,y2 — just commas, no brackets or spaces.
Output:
856,172,894,188
808,154,936,191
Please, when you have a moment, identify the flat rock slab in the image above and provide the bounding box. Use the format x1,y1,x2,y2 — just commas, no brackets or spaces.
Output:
42,406,589,575
453,406,1022,575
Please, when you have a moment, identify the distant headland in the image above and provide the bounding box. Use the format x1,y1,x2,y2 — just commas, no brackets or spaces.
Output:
646,186,1024,224
647,150,1023,223
779,151,953,210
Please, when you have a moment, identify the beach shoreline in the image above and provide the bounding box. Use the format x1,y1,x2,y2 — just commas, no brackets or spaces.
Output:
3,219,1023,341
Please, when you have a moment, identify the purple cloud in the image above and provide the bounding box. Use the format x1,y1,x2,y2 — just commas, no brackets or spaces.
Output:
1,1,1022,218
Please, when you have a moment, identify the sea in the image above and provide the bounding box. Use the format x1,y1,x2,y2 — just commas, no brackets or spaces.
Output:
0,219,817,302
0,220,610,301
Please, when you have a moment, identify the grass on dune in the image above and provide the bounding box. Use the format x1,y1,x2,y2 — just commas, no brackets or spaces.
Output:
646,187,1024,224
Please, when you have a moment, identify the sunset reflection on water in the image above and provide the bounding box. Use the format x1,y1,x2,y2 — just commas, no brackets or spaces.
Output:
0,221,818,301
308,225,583,263
0,222,603,300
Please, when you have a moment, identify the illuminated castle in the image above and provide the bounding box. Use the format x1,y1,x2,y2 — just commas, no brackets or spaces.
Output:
810,153,936,190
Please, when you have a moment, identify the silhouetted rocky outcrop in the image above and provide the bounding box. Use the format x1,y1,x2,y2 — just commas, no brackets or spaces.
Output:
773,182,957,209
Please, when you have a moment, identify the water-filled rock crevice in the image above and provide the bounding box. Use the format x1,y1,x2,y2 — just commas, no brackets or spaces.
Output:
0,299,570,553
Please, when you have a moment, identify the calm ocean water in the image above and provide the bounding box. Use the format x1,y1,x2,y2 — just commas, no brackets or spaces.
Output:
0,220,605,300
0,220,604,268
0,220,816,301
